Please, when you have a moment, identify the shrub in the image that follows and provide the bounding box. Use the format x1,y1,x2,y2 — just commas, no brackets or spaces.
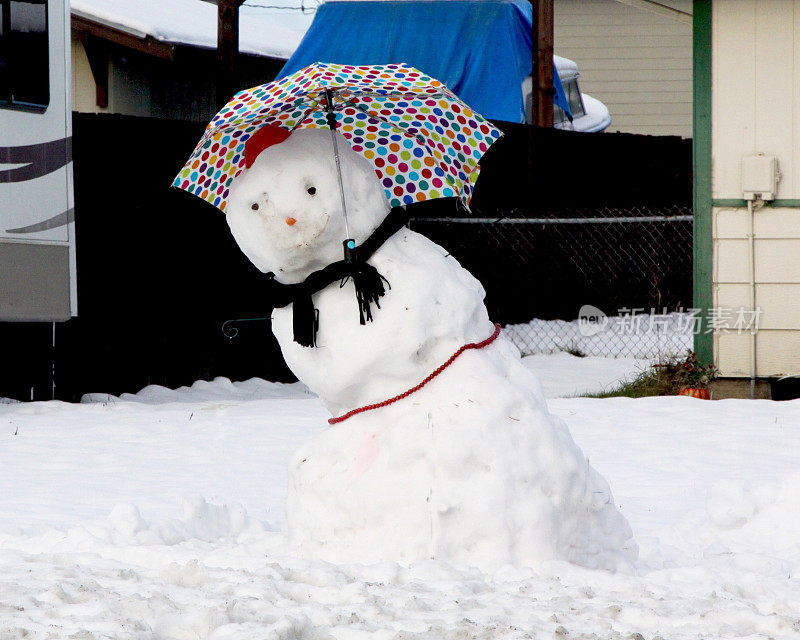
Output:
586,351,717,398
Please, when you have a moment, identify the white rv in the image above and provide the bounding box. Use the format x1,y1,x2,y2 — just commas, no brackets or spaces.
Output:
523,55,612,133
0,0,76,321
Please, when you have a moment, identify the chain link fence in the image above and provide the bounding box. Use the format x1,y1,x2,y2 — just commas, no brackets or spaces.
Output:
409,204,694,359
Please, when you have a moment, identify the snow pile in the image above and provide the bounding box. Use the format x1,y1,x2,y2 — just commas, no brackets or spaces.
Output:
80,358,644,407
4,497,268,555
505,311,695,358
101,497,271,545
82,376,312,404
225,128,636,572
71,0,316,60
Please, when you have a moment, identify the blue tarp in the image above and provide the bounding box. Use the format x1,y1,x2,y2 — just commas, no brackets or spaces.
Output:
552,65,572,121
278,0,566,123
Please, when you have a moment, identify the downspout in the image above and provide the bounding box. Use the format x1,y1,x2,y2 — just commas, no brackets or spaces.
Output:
747,199,757,398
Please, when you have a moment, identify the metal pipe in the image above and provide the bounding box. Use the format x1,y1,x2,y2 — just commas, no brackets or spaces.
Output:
747,199,757,399
52,321,56,401
412,215,694,225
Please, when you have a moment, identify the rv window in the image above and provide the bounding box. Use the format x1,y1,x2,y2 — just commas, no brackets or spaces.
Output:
564,80,585,119
0,0,49,111
553,79,585,125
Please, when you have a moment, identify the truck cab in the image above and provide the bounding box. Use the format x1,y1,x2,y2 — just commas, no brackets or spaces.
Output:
523,55,612,132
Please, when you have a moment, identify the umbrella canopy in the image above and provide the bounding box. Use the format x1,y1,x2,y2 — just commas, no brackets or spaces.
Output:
173,62,502,213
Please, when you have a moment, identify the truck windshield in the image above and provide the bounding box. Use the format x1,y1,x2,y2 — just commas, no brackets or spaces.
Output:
554,78,585,124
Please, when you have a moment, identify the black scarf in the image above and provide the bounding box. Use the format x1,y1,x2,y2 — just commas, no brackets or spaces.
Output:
265,206,410,347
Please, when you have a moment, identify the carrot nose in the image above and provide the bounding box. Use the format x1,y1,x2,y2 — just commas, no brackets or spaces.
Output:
285,217,297,226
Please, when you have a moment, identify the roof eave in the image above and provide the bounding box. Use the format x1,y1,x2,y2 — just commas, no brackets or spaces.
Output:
71,12,175,61
71,12,288,63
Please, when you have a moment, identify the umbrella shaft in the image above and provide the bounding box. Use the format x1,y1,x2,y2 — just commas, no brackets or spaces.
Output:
330,125,351,239
324,88,351,239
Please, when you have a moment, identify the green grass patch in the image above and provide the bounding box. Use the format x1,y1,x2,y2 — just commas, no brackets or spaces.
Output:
582,351,717,399
583,367,683,398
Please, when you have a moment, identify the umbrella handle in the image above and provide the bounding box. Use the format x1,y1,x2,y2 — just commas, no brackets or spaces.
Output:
343,238,356,263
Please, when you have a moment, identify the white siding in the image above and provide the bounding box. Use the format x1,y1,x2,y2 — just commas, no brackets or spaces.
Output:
555,0,693,138
711,0,798,200
717,330,800,378
711,0,800,379
712,206,800,377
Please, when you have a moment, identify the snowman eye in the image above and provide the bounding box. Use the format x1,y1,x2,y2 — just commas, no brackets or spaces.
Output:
251,203,259,211
307,186,316,196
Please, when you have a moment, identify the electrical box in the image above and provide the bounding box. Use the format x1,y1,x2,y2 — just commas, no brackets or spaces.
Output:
742,154,780,201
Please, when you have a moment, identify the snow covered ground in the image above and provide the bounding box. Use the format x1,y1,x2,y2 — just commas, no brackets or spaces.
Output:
2,370,800,639
521,352,647,398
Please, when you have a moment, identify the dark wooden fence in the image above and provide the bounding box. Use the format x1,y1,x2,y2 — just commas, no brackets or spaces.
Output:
1,113,293,402
412,121,693,328
0,114,691,401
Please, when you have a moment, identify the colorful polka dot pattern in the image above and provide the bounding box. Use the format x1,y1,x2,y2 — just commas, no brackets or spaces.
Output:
173,62,502,212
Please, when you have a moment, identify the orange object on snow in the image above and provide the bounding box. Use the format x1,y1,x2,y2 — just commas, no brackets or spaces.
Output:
678,387,711,400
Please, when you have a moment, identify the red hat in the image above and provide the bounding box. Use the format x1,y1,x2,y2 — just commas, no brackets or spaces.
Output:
244,125,291,168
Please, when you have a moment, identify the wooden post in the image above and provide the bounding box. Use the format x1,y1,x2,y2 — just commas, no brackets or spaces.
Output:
530,0,554,128
217,0,243,110
83,39,109,108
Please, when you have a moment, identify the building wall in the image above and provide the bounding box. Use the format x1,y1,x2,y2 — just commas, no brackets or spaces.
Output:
554,0,693,138
70,36,284,122
71,39,105,115
71,37,184,119
712,0,800,378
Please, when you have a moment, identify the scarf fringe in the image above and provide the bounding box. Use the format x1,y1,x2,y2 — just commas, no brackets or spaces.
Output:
265,207,409,347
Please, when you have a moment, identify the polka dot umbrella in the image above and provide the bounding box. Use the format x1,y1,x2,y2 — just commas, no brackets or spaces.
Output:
174,62,502,219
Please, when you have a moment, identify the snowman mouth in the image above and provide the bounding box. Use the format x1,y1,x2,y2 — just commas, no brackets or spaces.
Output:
288,211,329,247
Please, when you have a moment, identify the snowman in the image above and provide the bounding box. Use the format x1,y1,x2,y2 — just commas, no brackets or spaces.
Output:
224,126,637,572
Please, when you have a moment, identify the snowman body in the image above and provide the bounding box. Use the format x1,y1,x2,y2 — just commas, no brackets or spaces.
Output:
225,130,636,572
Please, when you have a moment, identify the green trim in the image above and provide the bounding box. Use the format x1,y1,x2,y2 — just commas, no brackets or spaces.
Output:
713,199,800,208
693,0,713,362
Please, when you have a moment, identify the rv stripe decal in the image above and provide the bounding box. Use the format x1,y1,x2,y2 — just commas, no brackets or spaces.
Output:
5,208,74,234
0,137,72,183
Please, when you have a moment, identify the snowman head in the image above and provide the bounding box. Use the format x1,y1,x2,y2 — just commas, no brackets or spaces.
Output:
226,127,389,283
